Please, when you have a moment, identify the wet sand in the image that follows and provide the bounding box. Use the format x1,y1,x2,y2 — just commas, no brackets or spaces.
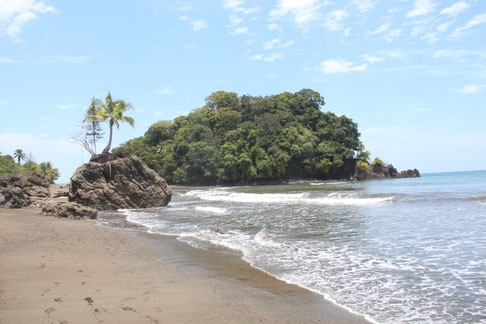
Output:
0,205,370,323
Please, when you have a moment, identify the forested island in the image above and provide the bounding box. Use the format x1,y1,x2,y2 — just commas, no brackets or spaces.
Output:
114,89,416,185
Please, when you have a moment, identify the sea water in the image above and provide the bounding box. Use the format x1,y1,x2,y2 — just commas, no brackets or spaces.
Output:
99,171,486,323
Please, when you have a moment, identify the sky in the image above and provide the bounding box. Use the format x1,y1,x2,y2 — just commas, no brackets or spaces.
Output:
1,0,485,183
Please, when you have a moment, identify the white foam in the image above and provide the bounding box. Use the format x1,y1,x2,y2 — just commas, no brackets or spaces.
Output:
254,229,295,249
187,190,393,206
195,206,227,215
197,191,310,203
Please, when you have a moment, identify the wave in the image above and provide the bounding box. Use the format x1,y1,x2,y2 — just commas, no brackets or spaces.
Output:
185,190,394,206
310,181,348,186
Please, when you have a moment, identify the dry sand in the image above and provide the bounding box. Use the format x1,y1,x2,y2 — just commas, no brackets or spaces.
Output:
0,200,370,323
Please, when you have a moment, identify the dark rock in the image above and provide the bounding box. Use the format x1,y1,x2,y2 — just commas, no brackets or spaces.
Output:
42,201,97,219
53,191,68,198
353,162,420,181
397,168,420,178
210,227,233,235
0,186,31,208
0,172,50,208
69,155,172,210
16,171,50,198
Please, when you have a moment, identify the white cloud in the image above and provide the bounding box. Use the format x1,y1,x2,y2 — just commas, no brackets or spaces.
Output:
450,13,486,38
250,53,282,62
407,0,437,17
191,19,208,31
384,29,402,42
458,84,486,94
268,23,280,30
323,9,347,31
250,54,264,60
432,49,486,60
0,0,56,38
320,58,367,74
179,16,208,31
177,4,192,11
0,100,8,105
56,104,79,110
440,1,469,17
228,15,243,26
437,21,454,32
281,40,295,47
223,0,245,11
352,0,376,13
0,57,15,63
155,87,173,95
380,49,408,60
369,23,391,35
233,26,248,34
269,0,321,25
55,54,100,63
361,54,383,64
263,38,280,49
344,27,351,37
243,7,259,14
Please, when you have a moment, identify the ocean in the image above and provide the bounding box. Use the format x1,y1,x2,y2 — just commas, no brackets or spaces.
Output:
99,170,486,324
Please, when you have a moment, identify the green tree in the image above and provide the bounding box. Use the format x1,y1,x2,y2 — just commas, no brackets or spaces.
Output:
13,149,26,165
0,155,17,175
90,92,135,154
38,161,60,184
85,97,105,154
372,157,385,172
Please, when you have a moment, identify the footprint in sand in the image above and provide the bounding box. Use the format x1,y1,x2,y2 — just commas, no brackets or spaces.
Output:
84,297,94,305
54,297,63,302
121,306,136,312
44,307,55,315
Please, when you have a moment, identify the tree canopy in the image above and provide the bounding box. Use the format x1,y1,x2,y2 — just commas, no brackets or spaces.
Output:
0,151,60,183
114,89,366,185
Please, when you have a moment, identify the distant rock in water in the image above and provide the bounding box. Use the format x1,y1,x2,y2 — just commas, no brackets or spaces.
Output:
68,153,172,210
353,163,420,181
0,172,50,208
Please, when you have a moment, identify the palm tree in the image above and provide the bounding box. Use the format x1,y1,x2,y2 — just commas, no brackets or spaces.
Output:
13,149,26,165
90,92,135,154
39,161,60,184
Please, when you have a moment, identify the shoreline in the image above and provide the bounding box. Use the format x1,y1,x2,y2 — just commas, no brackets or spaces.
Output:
0,205,371,323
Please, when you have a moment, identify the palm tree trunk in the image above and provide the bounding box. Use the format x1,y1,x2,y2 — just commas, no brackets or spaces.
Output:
103,121,114,154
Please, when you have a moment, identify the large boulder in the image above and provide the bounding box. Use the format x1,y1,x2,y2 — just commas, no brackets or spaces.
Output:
68,154,172,210
0,172,50,208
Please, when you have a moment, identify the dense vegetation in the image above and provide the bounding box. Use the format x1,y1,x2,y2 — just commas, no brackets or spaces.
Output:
114,89,369,185
0,150,60,183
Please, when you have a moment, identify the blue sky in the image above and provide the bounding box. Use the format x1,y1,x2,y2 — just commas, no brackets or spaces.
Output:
1,0,485,183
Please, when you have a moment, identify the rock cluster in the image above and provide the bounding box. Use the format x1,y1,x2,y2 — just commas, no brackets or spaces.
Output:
354,164,420,181
0,172,50,208
69,153,172,210
41,201,97,220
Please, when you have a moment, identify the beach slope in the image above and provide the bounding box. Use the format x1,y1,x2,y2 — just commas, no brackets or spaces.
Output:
0,207,369,323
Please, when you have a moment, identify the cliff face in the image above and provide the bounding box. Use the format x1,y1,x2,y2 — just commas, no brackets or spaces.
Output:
69,154,172,210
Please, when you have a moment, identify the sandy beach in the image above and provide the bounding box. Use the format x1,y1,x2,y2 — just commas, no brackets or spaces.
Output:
0,201,370,323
